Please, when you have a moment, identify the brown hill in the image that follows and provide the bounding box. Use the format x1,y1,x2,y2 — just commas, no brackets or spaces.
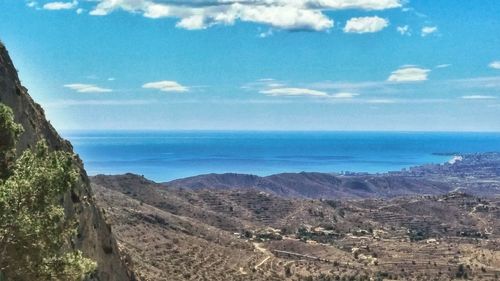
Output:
92,173,500,281
165,153,500,199
165,172,452,199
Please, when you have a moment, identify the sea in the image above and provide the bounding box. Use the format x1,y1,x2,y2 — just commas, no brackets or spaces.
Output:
62,131,500,182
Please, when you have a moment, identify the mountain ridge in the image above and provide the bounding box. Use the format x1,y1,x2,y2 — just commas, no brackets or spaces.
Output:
163,153,500,199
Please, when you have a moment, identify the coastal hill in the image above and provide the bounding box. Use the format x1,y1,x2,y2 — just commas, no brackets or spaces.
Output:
90,154,500,280
165,153,500,199
165,172,449,199
91,171,500,280
0,42,134,281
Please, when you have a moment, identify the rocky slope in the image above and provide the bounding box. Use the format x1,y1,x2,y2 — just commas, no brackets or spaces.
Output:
0,42,134,281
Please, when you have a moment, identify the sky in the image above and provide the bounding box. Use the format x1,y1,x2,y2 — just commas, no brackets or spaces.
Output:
0,0,499,131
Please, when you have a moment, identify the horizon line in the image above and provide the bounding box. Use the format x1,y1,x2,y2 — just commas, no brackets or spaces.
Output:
59,129,500,134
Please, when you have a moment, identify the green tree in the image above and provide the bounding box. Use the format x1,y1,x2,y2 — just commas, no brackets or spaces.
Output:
0,104,23,179
0,103,95,281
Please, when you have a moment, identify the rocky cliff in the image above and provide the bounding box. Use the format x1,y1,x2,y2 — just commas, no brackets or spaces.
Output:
0,42,133,281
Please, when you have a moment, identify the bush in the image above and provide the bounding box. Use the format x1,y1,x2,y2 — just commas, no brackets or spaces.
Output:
455,264,468,279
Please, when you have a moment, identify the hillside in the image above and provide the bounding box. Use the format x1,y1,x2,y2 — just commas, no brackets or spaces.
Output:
0,42,134,281
165,153,500,199
92,173,500,281
166,172,449,199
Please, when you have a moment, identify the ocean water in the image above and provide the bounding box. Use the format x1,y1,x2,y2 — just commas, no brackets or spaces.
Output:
62,131,500,182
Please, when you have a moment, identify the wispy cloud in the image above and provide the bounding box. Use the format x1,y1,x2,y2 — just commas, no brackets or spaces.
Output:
435,64,451,69
331,92,359,98
387,66,430,82
259,29,274,38
310,80,389,91
343,16,389,34
489,61,500,70
63,0,406,32
45,99,155,108
142,81,189,93
43,0,78,10
26,1,38,8
319,98,449,105
461,95,497,100
421,26,438,37
366,99,397,104
246,74,500,106
242,78,286,91
64,83,112,93
248,78,387,94
260,87,329,97
452,76,500,89
396,25,410,36
254,79,361,99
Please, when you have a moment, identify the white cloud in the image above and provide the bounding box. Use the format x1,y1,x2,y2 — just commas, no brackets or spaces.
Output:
435,64,451,69
489,61,500,69
261,87,329,97
43,0,78,10
343,16,388,33
331,92,359,98
461,95,496,100
259,29,274,38
312,0,402,10
176,15,210,30
396,25,410,36
142,81,189,93
387,66,430,82
421,26,438,37
27,1,38,8
267,83,286,88
260,87,359,98
86,0,402,31
76,8,84,14
64,83,112,93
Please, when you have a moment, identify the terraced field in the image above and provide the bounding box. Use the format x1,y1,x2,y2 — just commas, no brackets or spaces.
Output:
92,174,500,280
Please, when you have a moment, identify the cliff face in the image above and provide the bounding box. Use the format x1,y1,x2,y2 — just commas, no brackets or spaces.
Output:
0,42,133,281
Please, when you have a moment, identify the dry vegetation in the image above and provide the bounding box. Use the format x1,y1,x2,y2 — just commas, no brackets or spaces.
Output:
92,174,500,281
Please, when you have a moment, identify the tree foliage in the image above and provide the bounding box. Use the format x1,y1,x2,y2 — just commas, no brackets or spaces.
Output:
0,104,23,179
0,103,95,281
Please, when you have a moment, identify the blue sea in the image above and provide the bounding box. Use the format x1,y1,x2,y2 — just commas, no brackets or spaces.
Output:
62,131,500,182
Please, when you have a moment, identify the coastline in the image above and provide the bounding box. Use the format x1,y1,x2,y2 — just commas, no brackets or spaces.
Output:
64,131,500,182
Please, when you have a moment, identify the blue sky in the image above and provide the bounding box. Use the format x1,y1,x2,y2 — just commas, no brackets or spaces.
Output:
0,0,499,131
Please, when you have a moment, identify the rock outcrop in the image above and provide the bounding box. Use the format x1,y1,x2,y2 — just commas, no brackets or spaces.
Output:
0,42,134,281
